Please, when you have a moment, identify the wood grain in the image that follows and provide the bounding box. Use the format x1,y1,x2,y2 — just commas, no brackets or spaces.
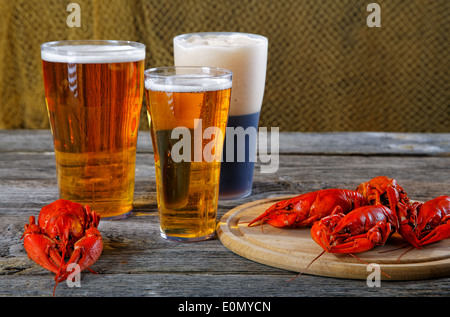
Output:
1,130,450,297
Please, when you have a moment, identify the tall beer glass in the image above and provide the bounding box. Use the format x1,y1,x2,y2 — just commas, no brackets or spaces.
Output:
145,66,232,241
41,40,145,219
173,32,268,200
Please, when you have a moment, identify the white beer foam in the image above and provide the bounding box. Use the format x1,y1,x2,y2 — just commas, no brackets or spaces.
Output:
41,45,145,63
174,33,268,116
177,33,265,47
145,74,232,93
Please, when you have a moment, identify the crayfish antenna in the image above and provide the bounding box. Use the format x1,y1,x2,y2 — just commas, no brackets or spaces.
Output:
52,241,68,297
87,267,98,274
378,244,410,254
53,265,78,297
348,253,391,279
377,244,415,263
52,280,59,297
395,246,415,263
245,217,267,233
247,215,267,228
239,219,265,233
289,250,325,281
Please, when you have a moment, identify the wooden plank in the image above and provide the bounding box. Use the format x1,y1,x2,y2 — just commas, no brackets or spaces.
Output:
137,131,450,156
1,273,450,297
1,153,449,207
0,130,54,153
1,131,450,296
1,130,449,156
277,132,450,156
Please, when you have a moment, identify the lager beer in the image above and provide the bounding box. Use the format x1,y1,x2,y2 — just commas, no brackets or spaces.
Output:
41,40,145,219
174,32,268,199
145,67,232,241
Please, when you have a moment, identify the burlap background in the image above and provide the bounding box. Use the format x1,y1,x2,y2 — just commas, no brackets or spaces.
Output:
0,0,448,132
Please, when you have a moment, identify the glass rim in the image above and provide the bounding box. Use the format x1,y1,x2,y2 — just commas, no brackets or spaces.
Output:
40,40,145,54
144,66,233,80
173,32,268,46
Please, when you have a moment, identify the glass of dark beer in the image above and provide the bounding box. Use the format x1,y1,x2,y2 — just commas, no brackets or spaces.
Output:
41,40,145,219
174,32,268,200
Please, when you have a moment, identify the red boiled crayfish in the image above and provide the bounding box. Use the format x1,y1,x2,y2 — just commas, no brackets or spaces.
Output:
21,199,103,294
248,189,367,228
311,205,398,253
356,176,410,215
398,196,450,249
358,176,450,248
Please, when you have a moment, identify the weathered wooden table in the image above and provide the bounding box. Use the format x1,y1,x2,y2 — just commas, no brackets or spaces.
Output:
1,130,449,297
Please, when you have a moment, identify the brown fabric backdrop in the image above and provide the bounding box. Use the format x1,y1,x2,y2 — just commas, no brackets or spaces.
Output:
0,0,448,132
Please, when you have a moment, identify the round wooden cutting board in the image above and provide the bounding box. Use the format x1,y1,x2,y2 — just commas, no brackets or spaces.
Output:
217,196,450,280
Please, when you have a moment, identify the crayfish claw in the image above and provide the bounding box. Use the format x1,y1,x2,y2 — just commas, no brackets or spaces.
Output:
58,226,103,282
398,196,450,249
311,205,397,254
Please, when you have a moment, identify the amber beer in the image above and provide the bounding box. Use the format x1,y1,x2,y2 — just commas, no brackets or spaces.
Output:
41,40,145,219
145,67,232,241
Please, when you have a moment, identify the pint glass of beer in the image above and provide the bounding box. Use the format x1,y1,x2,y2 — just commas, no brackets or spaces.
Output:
41,40,145,219
173,32,268,200
145,66,232,241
